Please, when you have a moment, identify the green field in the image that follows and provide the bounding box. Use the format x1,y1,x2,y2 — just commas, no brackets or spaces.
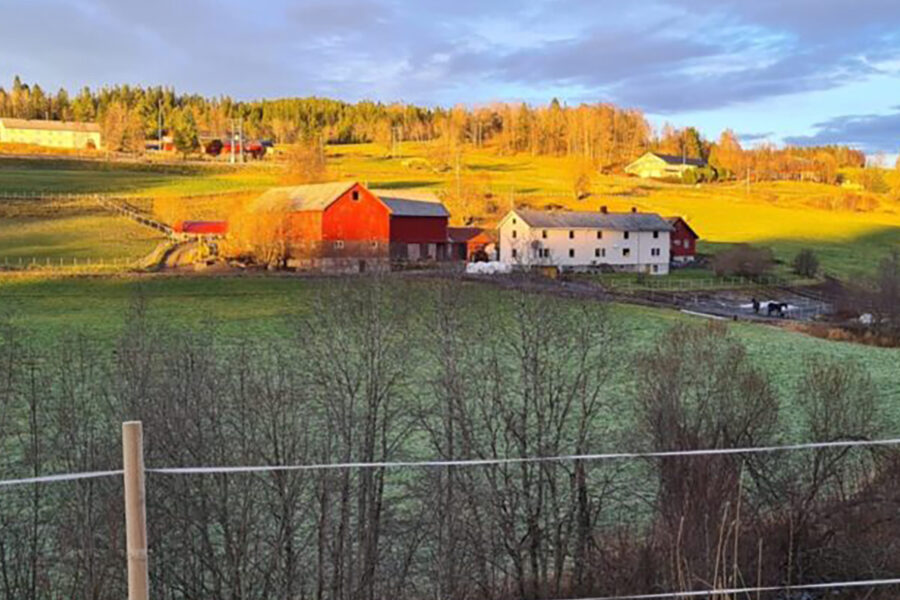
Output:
2,274,897,431
1,146,899,276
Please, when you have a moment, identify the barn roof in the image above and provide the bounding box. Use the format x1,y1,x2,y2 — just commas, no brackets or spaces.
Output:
512,208,673,232
251,181,357,212
372,189,449,218
665,216,700,239
0,118,100,133
646,152,706,167
448,227,488,242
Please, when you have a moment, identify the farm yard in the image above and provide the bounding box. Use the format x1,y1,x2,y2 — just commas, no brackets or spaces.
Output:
2,144,900,276
4,0,900,593
1,146,900,600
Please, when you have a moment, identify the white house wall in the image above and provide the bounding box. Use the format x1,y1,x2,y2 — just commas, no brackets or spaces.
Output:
499,212,670,274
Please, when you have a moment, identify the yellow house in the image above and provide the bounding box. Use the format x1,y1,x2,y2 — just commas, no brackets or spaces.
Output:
625,151,706,179
0,118,101,150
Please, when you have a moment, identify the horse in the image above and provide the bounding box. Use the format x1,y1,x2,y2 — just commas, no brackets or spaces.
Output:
751,298,760,314
767,302,789,318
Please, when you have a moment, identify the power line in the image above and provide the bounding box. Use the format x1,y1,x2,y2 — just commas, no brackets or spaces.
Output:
2,437,897,489
561,577,900,600
0,470,123,488
148,437,900,476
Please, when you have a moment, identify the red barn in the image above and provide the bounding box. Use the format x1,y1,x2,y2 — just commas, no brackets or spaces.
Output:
249,182,456,271
665,216,699,264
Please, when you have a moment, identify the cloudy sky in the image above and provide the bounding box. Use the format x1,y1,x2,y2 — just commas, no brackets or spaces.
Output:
2,0,899,154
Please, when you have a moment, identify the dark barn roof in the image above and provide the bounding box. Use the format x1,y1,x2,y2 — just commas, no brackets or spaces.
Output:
513,208,673,232
448,227,496,243
381,197,449,218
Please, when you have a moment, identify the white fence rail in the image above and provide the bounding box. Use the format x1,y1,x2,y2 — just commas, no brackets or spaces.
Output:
0,255,140,272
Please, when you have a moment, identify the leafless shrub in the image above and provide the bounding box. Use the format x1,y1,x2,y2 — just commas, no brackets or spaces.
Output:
712,245,775,277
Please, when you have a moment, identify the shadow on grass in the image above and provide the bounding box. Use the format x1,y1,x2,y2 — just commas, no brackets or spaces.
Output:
370,180,442,190
468,163,526,173
699,226,900,280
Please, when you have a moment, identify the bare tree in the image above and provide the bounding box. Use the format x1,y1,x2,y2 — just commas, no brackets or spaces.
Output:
634,322,778,590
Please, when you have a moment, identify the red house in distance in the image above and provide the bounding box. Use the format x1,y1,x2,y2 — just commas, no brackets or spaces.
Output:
665,216,699,264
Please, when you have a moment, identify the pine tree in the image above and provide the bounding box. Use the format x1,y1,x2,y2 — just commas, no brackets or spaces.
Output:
172,109,200,159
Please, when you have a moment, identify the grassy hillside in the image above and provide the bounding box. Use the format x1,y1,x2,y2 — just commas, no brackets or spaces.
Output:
2,275,898,425
1,144,898,276
0,193,165,261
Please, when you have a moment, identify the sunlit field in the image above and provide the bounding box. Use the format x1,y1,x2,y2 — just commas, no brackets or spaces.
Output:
1,144,899,275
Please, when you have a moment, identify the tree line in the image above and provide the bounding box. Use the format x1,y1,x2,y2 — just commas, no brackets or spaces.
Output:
0,279,897,599
0,76,873,179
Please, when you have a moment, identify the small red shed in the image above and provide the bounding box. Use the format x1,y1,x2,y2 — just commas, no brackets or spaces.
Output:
448,227,497,261
665,216,699,264
173,220,228,236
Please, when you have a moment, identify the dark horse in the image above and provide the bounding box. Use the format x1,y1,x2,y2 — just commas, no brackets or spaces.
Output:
767,302,789,318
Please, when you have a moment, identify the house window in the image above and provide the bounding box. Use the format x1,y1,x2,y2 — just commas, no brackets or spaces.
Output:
334,240,345,249
569,230,575,239
651,248,661,257
622,248,631,257
542,230,547,239
569,249,575,258
512,217,517,224
351,190,360,201
624,231,630,240
653,231,659,239
684,240,691,249
653,265,659,273
370,241,379,249
512,248,518,258
512,230,517,239
596,231,603,239
594,248,600,257
674,239,682,246
601,248,606,257
541,248,551,258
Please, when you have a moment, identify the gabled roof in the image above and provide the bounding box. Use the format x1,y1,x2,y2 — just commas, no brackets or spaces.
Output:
251,181,357,212
665,216,700,239
371,189,449,218
645,152,706,167
448,227,496,243
0,118,100,133
510,208,673,232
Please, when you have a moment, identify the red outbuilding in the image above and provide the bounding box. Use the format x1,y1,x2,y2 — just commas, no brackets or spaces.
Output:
665,216,699,264
448,227,497,261
372,189,452,261
173,220,228,236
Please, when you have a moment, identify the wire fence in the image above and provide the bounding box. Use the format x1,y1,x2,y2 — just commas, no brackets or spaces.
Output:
0,255,140,272
1,430,899,599
603,274,814,294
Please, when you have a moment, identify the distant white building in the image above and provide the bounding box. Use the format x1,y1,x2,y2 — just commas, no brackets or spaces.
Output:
498,206,673,275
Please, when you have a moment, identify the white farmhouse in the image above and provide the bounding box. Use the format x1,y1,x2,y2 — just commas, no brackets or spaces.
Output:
498,206,673,275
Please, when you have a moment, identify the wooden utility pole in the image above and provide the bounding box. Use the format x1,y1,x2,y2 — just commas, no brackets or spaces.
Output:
123,421,149,600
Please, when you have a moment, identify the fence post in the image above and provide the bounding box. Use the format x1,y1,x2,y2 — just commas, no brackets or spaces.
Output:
122,421,150,600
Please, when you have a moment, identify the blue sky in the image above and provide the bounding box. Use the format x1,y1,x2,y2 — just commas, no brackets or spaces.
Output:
2,0,899,155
